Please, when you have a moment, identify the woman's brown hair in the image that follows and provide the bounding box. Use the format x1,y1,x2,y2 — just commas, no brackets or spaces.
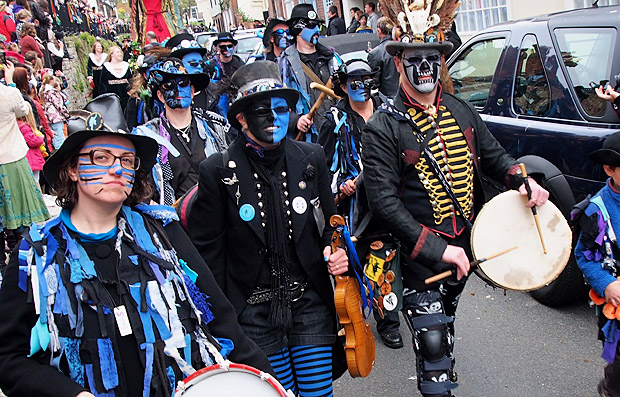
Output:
54,144,153,210
20,22,35,38
12,66,30,94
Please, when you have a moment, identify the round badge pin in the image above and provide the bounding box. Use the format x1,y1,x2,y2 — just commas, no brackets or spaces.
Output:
383,292,398,311
239,204,255,222
292,196,307,214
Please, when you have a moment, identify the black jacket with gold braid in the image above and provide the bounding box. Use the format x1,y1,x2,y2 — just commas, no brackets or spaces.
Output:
361,88,522,274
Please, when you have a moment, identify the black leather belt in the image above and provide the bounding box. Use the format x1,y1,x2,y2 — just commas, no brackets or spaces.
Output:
246,280,310,305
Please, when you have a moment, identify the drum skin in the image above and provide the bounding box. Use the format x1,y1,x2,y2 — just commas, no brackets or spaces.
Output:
471,191,572,291
175,362,291,396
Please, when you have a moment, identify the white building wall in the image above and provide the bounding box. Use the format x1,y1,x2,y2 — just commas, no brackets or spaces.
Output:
237,0,269,21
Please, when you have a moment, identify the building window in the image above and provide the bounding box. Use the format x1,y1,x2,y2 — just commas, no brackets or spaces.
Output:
455,0,509,35
574,0,620,7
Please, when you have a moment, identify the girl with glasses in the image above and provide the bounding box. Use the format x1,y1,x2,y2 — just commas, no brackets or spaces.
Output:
0,94,272,397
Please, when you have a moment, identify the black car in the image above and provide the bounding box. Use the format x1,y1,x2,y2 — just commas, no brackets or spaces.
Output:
447,5,620,306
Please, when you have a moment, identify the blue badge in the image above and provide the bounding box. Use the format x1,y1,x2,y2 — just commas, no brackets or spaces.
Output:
239,204,255,222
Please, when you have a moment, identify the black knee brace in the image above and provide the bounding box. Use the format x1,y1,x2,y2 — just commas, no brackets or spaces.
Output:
403,291,457,396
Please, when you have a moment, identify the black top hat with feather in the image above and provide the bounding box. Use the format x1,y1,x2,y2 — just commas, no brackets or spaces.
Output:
385,0,461,56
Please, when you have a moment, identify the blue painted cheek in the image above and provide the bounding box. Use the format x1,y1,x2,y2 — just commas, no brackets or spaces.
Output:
178,85,193,108
272,97,289,143
348,85,368,102
278,36,289,49
301,27,319,44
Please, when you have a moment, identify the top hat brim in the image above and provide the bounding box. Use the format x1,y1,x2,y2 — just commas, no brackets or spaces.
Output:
157,70,210,92
43,130,159,189
385,40,454,56
213,37,238,47
286,17,325,28
169,46,207,60
589,149,620,167
227,88,300,130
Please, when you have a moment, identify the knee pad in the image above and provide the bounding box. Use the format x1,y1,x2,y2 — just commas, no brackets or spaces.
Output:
403,291,457,396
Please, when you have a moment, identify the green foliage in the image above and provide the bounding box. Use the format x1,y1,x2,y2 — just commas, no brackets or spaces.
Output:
237,9,252,22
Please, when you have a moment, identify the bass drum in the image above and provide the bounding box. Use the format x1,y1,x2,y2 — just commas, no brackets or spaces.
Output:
173,184,199,232
175,363,294,397
471,190,572,291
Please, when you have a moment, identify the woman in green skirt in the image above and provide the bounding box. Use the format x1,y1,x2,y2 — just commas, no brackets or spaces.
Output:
0,61,50,269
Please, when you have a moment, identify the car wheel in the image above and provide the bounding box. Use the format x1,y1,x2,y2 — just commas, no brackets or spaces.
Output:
528,252,588,307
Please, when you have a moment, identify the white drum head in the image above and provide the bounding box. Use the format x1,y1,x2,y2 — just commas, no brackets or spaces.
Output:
177,363,288,397
471,190,572,291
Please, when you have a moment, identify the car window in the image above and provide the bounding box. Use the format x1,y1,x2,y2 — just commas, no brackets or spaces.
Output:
236,36,262,54
554,27,616,117
513,35,550,117
449,37,506,108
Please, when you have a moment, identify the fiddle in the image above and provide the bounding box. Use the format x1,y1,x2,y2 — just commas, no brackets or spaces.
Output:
330,215,375,378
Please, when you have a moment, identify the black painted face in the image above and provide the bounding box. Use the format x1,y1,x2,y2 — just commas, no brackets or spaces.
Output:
159,77,192,109
244,96,290,144
402,48,442,94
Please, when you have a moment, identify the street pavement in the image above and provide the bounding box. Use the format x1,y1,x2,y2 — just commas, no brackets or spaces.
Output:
334,276,603,396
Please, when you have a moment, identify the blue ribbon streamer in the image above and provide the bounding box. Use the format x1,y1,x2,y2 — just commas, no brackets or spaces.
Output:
341,226,373,317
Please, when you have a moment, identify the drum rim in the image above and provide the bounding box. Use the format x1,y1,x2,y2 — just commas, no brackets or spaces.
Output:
470,190,571,291
176,362,288,396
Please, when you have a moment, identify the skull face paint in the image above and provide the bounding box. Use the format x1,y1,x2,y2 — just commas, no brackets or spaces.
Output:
300,25,320,45
244,97,290,144
182,52,204,74
346,77,371,102
402,48,442,94
160,77,193,109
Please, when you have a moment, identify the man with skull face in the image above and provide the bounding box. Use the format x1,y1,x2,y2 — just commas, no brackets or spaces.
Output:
136,58,229,206
279,3,342,142
361,17,549,397
189,61,349,396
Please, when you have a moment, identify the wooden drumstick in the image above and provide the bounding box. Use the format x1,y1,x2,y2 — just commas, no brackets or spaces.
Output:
519,163,548,254
295,79,335,141
424,246,518,285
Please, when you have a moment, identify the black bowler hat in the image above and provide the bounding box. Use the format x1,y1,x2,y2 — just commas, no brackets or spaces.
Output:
332,58,378,97
263,18,287,47
286,3,324,26
166,32,206,59
43,94,159,188
589,131,620,167
213,32,238,47
227,61,299,130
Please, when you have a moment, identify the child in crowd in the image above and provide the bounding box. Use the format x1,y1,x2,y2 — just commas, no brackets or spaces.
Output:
574,131,620,397
40,73,68,150
16,107,45,189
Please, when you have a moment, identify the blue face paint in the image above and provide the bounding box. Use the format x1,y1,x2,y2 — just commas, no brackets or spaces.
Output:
78,143,137,188
244,96,290,144
277,35,290,49
347,78,370,103
83,144,136,152
182,52,204,74
300,26,319,45
162,79,193,109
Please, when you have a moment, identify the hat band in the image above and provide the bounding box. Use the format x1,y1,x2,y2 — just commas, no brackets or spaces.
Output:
235,78,285,101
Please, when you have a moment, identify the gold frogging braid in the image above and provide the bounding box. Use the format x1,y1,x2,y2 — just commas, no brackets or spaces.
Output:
409,105,474,225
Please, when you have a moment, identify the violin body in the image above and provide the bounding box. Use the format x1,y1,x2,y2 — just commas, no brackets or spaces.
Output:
334,275,375,378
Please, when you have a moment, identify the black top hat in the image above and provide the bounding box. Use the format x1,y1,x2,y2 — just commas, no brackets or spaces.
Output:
287,3,324,26
166,33,207,59
227,61,299,130
333,59,378,97
43,94,159,188
148,57,209,92
263,18,287,47
589,131,620,167
213,32,238,47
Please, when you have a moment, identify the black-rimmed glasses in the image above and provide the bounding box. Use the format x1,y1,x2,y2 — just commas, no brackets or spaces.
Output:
79,149,141,170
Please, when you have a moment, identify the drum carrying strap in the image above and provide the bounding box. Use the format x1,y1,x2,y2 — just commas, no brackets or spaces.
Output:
378,103,473,230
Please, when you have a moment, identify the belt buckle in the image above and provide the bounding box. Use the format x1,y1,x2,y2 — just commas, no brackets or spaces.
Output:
290,281,305,302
